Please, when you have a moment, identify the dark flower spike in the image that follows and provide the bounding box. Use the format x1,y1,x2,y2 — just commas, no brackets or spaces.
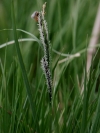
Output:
41,57,52,102
31,2,52,104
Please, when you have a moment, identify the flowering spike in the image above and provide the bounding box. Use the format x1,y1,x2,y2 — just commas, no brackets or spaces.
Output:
31,2,52,104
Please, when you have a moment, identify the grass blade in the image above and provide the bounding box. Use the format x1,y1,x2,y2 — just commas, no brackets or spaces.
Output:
11,1,39,132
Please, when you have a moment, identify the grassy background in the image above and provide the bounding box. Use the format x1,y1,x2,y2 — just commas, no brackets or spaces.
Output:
0,0,100,133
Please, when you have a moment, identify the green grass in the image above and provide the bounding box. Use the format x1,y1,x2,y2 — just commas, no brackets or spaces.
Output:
0,0,100,133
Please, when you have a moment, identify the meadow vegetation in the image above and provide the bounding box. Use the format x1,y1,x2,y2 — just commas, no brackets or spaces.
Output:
0,0,100,133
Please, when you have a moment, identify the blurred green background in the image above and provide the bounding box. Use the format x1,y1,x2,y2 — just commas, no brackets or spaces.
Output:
0,0,100,103
0,0,99,70
0,0,100,132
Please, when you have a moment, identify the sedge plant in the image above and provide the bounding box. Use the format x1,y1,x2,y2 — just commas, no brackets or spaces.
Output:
31,2,52,104
0,0,100,133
